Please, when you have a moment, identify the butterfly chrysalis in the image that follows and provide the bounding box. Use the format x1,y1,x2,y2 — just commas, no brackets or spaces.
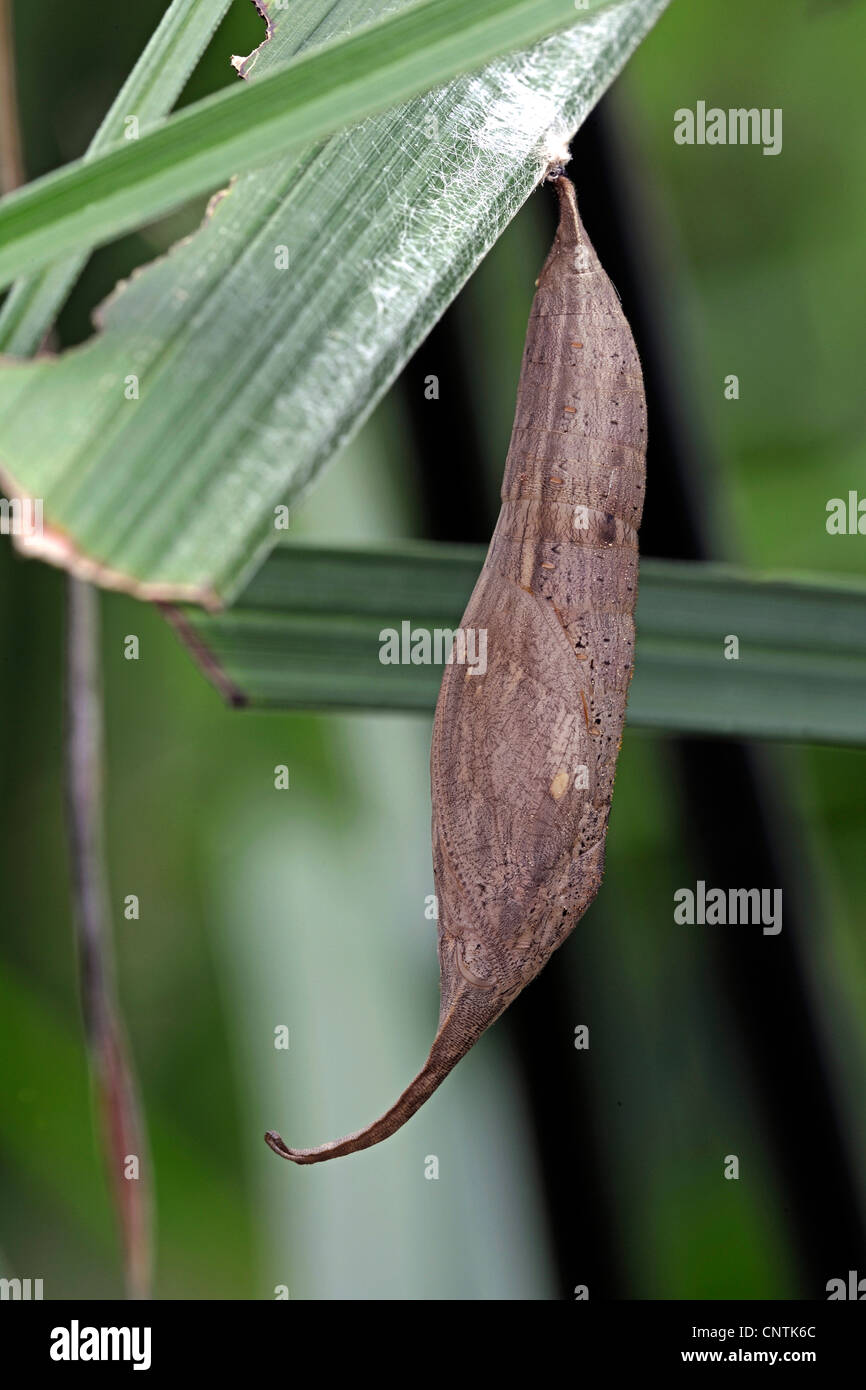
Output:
266,175,646,1163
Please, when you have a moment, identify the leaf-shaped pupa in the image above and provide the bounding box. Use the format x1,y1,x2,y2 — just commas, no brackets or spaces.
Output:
266,175,646,1164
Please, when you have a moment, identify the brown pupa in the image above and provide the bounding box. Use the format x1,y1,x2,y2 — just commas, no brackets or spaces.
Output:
265,175,646,1164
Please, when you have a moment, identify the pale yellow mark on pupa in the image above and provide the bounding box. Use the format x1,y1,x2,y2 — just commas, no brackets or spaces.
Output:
549,770,570,800
520,538,536,591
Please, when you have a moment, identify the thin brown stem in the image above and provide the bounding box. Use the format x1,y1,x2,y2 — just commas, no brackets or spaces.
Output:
0,0,25,193
65,580,153,1299
0,9,154,1300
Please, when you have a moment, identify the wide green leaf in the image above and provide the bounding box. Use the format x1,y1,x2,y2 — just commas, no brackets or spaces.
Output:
166,541,866,746
0,0,633,292
0,0,669,604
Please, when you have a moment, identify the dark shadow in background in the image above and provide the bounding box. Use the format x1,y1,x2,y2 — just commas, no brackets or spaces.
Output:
574,102,866,1297
398,97,866,1298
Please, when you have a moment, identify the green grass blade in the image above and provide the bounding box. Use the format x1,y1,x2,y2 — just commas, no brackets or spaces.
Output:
0,0,628,291
0,0,234,354
168,543,866,747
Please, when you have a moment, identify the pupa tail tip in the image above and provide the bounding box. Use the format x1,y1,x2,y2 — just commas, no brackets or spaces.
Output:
264,1129,297,1161
265,1128,331,1164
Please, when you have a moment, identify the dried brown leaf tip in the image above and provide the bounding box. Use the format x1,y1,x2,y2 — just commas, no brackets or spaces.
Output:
266,176,646,1164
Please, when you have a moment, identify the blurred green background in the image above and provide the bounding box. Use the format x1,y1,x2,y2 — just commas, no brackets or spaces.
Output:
1,0,865,1299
